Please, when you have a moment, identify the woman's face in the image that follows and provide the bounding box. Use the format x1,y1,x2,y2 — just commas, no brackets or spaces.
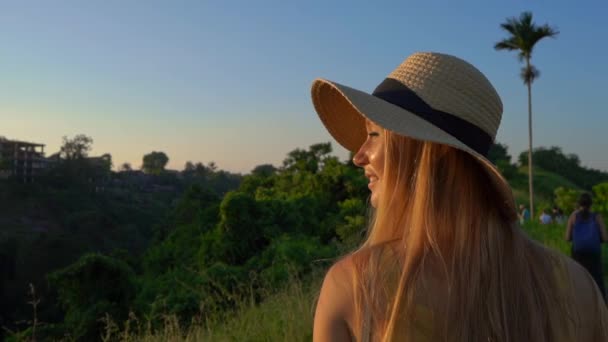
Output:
353,119,385,208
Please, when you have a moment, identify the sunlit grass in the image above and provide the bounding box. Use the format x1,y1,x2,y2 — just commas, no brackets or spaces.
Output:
521,220,608,285
101,272,323,342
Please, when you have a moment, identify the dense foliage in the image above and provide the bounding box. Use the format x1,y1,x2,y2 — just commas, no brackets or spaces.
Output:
2,140,608,341
518,146,608,190
0,135,242,341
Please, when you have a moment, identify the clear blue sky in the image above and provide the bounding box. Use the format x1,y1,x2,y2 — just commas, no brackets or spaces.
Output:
2,0,607,173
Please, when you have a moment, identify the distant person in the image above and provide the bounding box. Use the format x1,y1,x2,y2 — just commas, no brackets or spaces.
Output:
566,193,608,302
540,209,553,225
519,204,530,225
553,206,566,225
311,52,607,341
558,208,566,224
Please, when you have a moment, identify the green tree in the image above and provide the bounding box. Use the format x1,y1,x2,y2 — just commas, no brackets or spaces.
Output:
495,11,559,218
251,164,277,177
184,161,195,172
142,151,169,175
171,184,219,226
335,198,367,251
195,162,210,178
215,191,266,264
487,143,511,165
255,235,336,287
592,183,608,218
48,254,136,341
45,134,99,186
554,187,580,215
518,147,608,190
59,134,93,160
487,143,519,181
282,142,332,173
119,162,132,172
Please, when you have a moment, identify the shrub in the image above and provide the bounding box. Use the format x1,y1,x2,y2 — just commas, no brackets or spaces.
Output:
48,254,136,340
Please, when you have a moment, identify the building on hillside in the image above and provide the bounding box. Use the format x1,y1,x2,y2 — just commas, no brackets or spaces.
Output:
0,136,48,182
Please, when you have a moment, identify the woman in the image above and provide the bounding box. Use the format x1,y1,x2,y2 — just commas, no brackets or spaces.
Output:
311,52,607,341
565,193,608,301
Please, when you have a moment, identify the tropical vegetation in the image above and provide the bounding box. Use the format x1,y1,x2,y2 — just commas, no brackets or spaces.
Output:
1,134,608,341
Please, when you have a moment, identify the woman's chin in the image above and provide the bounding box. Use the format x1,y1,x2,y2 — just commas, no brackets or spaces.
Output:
370,193,379,208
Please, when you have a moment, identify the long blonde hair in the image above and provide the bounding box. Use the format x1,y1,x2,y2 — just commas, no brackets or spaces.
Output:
351,130,572,341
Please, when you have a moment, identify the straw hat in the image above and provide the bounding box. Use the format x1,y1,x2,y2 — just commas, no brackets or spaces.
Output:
311,52,515,212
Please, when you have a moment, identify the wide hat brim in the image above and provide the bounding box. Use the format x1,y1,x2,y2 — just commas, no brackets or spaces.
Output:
311,78,516,214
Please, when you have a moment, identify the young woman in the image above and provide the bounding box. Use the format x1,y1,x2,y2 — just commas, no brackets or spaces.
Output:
565,193,608,302
311,52,607,341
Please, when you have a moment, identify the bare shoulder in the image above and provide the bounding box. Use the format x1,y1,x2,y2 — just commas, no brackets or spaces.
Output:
313,255,358,342
323,255,357,297
319,250,369,311
313,244,397,342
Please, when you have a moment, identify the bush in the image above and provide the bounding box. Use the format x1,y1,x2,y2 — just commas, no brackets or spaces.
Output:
593,182,608,217
335,198,367,251
48,254,136,340
554,187,581,215
255,235,336,288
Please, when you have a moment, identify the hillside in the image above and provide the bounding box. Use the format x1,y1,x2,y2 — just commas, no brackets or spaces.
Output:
0,166,242,339
4,142,608,341
0,182,173,332
510,166,582,206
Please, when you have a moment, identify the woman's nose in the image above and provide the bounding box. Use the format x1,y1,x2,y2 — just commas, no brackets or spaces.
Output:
352,147,368,167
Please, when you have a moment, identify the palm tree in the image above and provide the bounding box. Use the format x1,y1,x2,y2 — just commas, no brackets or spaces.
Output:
495,11,558,219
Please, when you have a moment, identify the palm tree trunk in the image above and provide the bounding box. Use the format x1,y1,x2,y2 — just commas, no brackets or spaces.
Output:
526,57,534,219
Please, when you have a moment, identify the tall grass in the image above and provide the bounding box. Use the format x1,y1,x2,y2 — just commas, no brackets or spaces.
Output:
522,221,571,255
521,220,608,285
101,272,323,342
199,273,320,342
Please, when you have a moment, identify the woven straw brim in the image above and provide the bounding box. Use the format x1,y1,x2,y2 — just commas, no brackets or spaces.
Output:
311,78,516,213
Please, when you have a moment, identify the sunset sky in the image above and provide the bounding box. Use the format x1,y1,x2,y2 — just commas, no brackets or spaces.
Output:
2,1,607,173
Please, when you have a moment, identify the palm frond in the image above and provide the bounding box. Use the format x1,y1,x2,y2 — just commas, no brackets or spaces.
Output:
495,11,559,58
499,20,518,36
494,39,518,51
538,24,559,37
519,12,534,28
531,25,559,44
